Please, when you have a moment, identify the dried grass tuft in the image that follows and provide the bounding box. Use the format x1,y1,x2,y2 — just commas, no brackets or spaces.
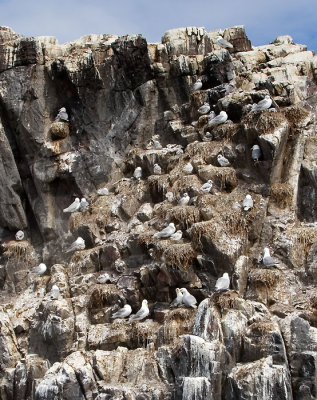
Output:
216,291,241,310
283,105,310,126
248,320,276,335
158,242,196,270
248,269,280,288
156,204,200,229
4,241,37,263
270,183,293,208
244,110,286,135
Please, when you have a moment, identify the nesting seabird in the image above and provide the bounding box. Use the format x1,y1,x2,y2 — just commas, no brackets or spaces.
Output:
198,102,211,115
215,273,230,291
153,163,162,175
252,95,272,112
66,237,85,253
170,230,183,241
63,198,80,213
178,193,190,206
15,230,24,241
180,288,197,308
200,180,213,193
112,304,132,319
216,35,233,49
55,107,69,122
133,167,142,180
129,299,149,321
208,111,228,128
32,263,47,275
251,144,262,162
242,194,254,211
262,247,280,267
217,154,230,167
153,223,176,239
50,284,60,299
183,162,194,174
192,79,203,91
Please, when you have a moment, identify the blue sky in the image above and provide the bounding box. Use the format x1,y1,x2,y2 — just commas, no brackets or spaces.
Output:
0,0,316,52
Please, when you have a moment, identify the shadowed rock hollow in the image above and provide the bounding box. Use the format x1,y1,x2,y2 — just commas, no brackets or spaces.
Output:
0,24,317,399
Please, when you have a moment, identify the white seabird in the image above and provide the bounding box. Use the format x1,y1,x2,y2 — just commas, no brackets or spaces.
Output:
97,187,110,196
55,107,69,122
216,35,233,49
208,111,216,121
97,273,111,284
63,198,80,213
215,273,230,291
262,247,280,267
50,284,60,299
192,79,203,91
208,111,228,128
242,194,254,211
170,288,183,308
129,299,149,321
165,192,174,202
200,180,213,193
252,95,272,112
153,223,176,239
79,198,89,212
183,162,194,174
152,136,163,150
32,263,47,275
15,230,24,241
178,193,190,206
153,163,162,175
133,167,142,180
217,154,231,167
180,288,197,308
66,237,85,253
170,230,183,241
198,102,211,115
251,144,262,162
112,304,132,319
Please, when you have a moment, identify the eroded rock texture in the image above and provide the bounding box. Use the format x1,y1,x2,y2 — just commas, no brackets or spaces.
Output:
0,24,317,399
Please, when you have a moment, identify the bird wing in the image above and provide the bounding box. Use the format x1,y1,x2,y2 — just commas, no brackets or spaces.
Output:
215,277,227,290
219,38,233,48
112,307,130,318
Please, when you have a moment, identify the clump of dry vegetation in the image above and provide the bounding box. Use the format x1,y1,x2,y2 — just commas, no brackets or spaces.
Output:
4,241,37,264
244,110,287,135
158,242,196,270
248,269,280,288
156,204,200,229
270,183,293,208
283,105,310,126
215,291,242,310
247,320,276,336
49,121,69,139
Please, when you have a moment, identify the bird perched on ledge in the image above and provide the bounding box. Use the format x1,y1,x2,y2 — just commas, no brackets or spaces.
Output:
180,288,197,308
129,300,149,321
192,79,202,91
63,198,80,213
112,304,132,319
55,107,69,122
216,35,233,49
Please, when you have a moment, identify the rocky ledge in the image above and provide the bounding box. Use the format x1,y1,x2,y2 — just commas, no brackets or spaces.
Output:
0,24,317,399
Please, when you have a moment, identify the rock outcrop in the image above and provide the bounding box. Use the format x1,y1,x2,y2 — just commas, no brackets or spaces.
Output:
0,24,317,399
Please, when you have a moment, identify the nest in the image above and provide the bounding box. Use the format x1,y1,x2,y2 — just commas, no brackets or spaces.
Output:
270,183,293,208
49,121,69,139
248,320,276,336
158,242,196,270
248,269,280,288
88,284,122,309
148,174,170,195
4,241,37,263
156,204,200,229
172,175,203,194
283,105,310,126
215,291,241,311
244,110,287,135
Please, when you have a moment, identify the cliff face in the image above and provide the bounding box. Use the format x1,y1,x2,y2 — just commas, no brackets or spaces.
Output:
0,24,317,399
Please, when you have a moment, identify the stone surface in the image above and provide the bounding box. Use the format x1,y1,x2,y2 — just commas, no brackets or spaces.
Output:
0,23,317,400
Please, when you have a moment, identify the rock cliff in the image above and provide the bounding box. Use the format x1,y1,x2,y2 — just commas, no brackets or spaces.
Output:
0,24,317,399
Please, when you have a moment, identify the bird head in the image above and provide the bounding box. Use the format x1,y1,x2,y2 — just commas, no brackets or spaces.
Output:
246,195,252,199
59,107,66,112
169,223,175,229
180,288,187,295
207,180,213,184
183,192,188,197
263,247,270,256
220,111,227,116
265,95,271,100
142,299,148,306
75,198,80,202
223,273,229,279
216,35,223,40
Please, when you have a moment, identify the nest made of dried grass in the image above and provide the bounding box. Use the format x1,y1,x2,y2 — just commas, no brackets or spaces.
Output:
215,291,241,311
244,110,287,135
283,105,310,126
247,320,277,336
4,240,37,263
248,269,280,288
158,242,196,269
270,183,293,208
148,174,170,195
156,204,200,229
